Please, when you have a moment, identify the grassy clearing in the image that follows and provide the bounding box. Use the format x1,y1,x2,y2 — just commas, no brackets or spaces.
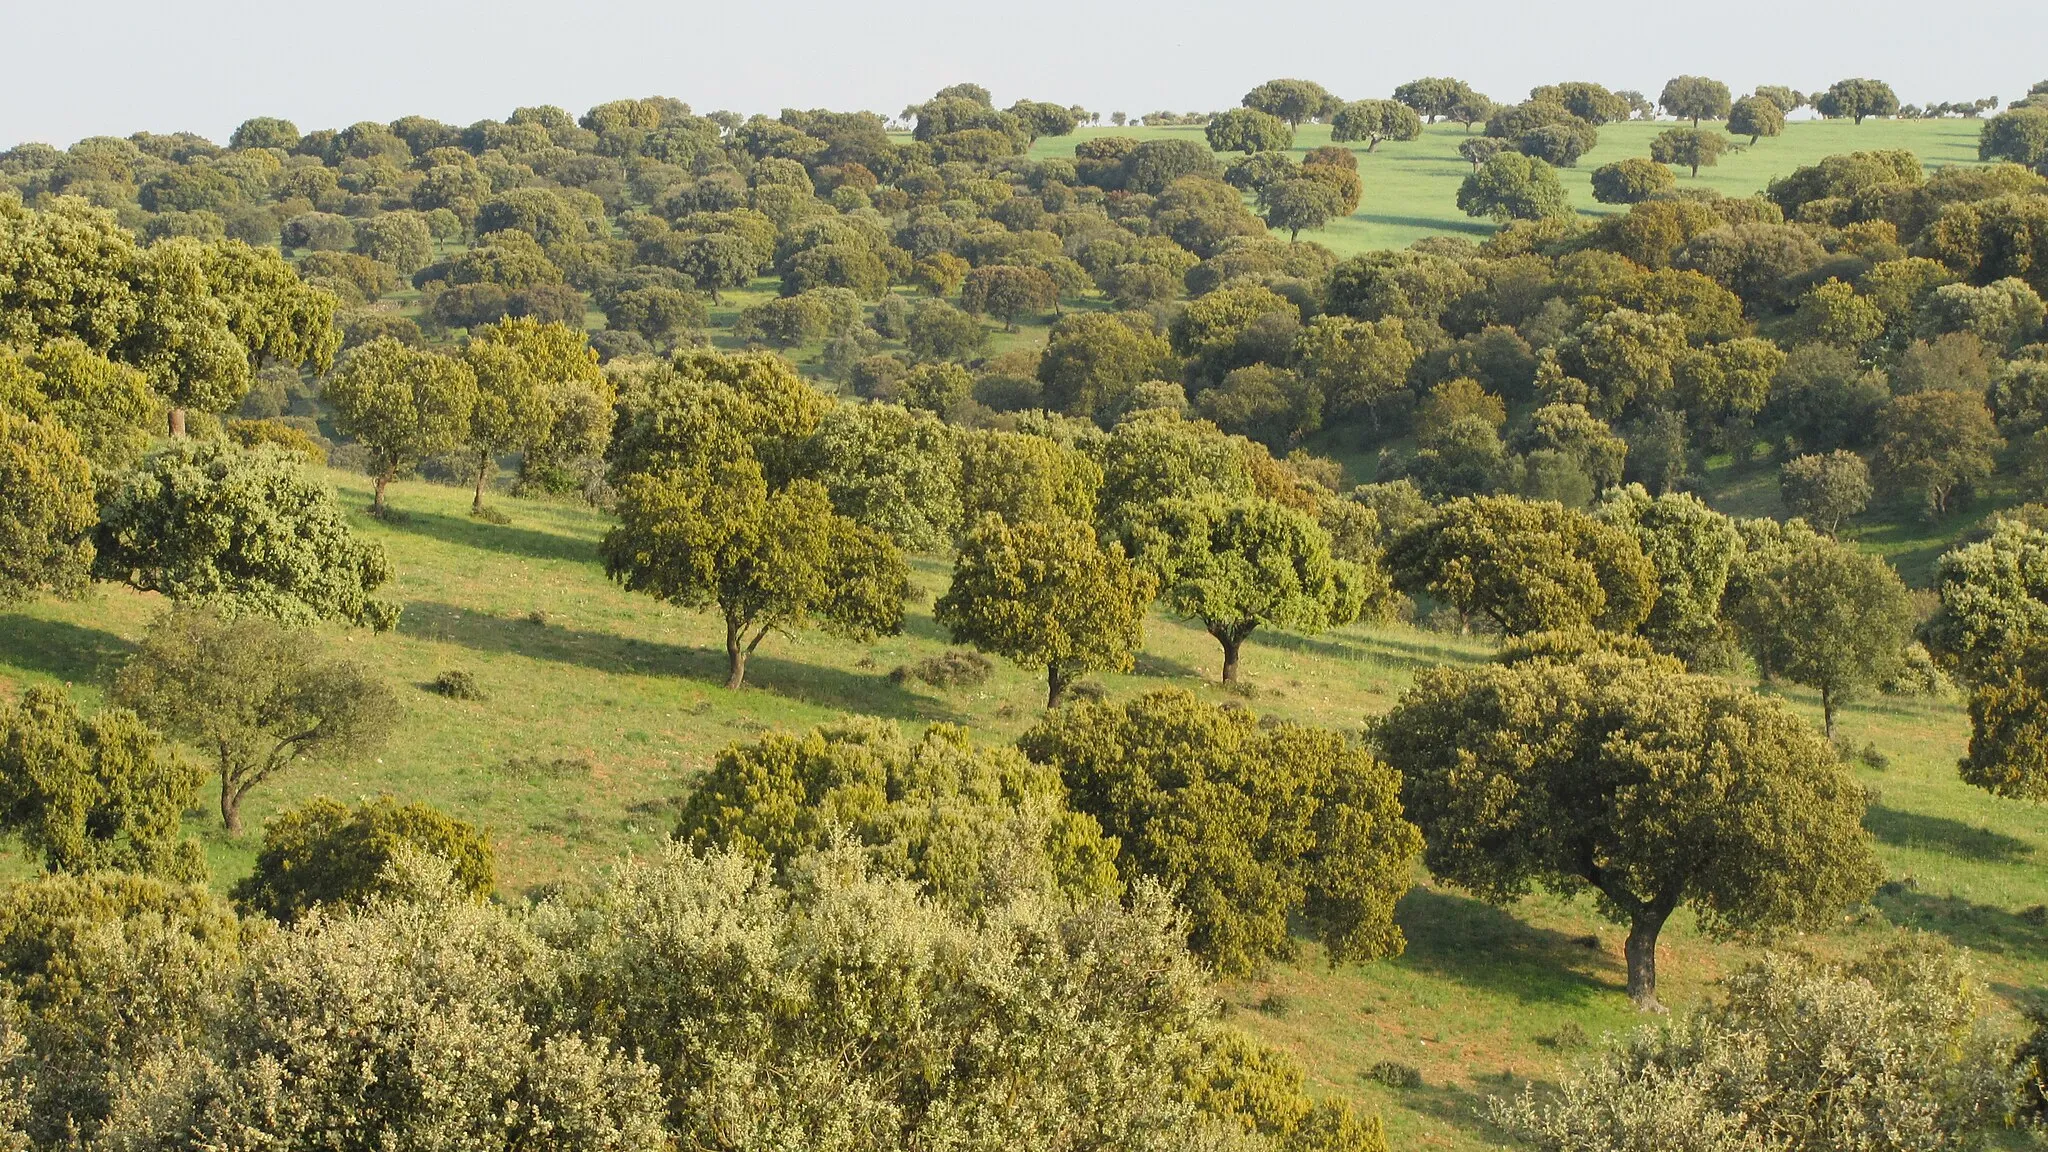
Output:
1033,119,1990,257
3,467,2044,1149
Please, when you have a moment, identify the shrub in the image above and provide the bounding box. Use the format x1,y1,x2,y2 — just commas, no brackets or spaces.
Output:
1492,941,2019,1152
1367,1061,1424,1089
888,649,995,690
427,669,486,700
230,796,496,922
225,418,328,464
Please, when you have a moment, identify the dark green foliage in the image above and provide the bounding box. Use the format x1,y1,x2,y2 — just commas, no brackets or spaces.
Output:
677,717,1120,913
93,440,399,629
1378,650,1883,1007
1019,689,1423,976
0,686,207,879
233,796,495,922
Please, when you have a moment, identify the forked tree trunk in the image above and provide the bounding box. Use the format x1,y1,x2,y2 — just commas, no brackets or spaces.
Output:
1212,622,1253,683
724,618,748,690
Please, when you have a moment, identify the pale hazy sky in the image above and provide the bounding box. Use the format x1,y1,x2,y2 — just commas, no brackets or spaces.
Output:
4,0,2044,147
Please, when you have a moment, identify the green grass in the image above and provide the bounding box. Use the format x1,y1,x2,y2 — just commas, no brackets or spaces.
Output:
1032,119,1992,257
5,468,2047,1150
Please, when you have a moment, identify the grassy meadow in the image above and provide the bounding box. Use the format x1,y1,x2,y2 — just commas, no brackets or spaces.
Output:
3,466,2044,1151
1031,117,1993,255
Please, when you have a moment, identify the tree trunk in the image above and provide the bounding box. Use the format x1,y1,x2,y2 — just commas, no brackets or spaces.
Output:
1046,664,1068,709
168,407,188,438
220,776,242,835
724,618,747,690
1625,909,1670,1011
1690,161,1701,177
1219,632,1243,683
373,470,392,516
472,451,491,514
1822,683,1835,740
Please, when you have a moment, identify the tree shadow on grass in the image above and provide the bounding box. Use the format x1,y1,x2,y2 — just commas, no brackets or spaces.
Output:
378,508,598,565
1255,628,1492,676
1356,213,1496,237
1874,883,2048,956
399,601,962,724
1383,1076,1542,1149
1864,805,2033,864
0,615,135,686
1391,887,1623,1006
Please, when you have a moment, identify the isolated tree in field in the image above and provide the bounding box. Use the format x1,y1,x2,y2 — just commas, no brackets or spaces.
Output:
1377,650,1882,1009
94,440,399,629
232,796,495,922
1330,100,1423,151
0,409,95,606
1658,76,1732,125
1727,94,1786,143
323,337,477,514
1727,529,1915,736
0,685,207,878
1815,79,1901,124
1154,495,1369,682
1204,108,1294,154
1242,79,1340,129
1923,520,2048,694
1393,77,1476,122
1259,174,1349,241
602,456,906,690
1531,82,1632,125
935,513,1154,708
1874,390,2001,516
1020,689,1422,976
673,232,757,302
1457,152,1570,221
1650,128,1728,177
113,606,398,834
1386,495,1657,635
1590,157,1676,203
459,317,607,514
1778,450,1871,535
960,265,1057,331
1449,91,1499,131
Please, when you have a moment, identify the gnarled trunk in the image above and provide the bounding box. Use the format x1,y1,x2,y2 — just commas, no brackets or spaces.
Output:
168,408,188,438
1211,622,1253,684
373,470,393,516
220,775,243,835
1624,909,1669,1011
1046,664,1070,709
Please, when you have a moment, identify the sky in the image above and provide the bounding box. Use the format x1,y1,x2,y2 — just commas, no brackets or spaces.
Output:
4,0,2045,147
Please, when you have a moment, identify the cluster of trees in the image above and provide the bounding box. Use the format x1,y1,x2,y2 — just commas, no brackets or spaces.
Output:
595,342,1389,696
